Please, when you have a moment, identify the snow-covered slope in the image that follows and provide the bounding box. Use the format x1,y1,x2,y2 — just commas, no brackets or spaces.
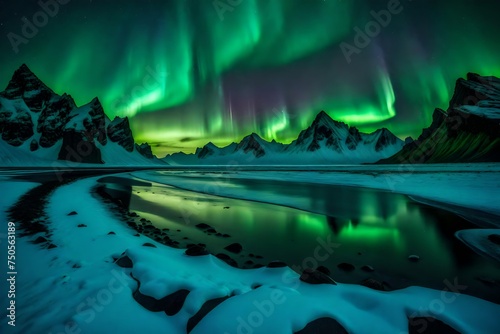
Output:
164,111,403,165
0,64,164,167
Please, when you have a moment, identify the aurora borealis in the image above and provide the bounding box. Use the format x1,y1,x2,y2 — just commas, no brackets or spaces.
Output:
1,0,500,156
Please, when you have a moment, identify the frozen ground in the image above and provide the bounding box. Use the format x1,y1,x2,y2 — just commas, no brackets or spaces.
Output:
0,169,499,333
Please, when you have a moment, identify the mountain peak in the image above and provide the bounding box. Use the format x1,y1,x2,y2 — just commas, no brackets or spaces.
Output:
18,63,34,74
312,110,347,129
246,132,263,140
11,64,46,86
314,110,331,122
2,63,54,102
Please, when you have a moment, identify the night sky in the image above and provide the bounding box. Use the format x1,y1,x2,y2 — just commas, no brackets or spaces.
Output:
1,0,500,156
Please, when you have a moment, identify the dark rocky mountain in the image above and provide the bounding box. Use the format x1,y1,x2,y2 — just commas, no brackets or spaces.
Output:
107,116,135,152
164,111,403,165
0,64,160,165
135,143,155,159
379,73,500,163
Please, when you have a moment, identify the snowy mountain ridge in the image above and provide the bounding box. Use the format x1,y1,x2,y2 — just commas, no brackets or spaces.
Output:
164,111,404,165
0,64,163,166
380,72,500,163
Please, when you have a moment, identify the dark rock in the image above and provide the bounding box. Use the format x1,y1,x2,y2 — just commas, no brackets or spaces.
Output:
409,317,461,334
300,268,336,285
223,206,230,209
129,212,139,217
2,64,56,112
380,73,500,164
67,211,78,216
476,276,497,286
77,224,87,228
235,134,266,158
58,129,103,164
107,231,116,235
374,128,400,152
224,243,243,254
222,233,231,238
361,278,390,291
133,287,190,316
316,266,330,275
215,253,238,267
115,255,133,268
135,142,155,159
488,234,500,245
186,296,231,333
337,262,355,272
33,236,48,244
142,243,156,248
408,255,420,262
0,108,34,146
107,116,134,152
30,139,39,151
266,261,287,268
345,127,362,150
37,94,76,147
216,253,231,260
206,228,216,233
197,144,216,159
185,245,209,256
47,243,57,249
361,265,375,272
195,223,211,230
295,317,349,334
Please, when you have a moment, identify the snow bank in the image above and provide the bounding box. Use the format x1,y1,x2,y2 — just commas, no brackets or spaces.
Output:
455,229,500,262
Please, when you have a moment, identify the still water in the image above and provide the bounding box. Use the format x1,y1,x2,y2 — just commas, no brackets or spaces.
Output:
99,175,500,303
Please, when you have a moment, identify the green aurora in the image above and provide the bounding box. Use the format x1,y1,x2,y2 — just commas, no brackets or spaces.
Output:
1,0,499,156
